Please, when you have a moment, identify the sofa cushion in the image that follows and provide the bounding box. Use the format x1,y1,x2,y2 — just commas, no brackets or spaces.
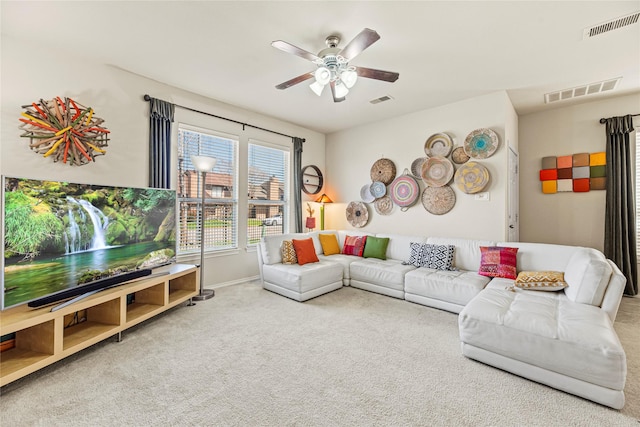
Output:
292,238,319,265
514,271,567,291
343,235,368,256
317,254,359,279
427,237,496,271
318,233,341,255
350,259,414,291
478,246,518,279
262,261,343,294
459,288,627,390
281,240,297,265
363,236,389,260
564,248,612,306
405,268,491,306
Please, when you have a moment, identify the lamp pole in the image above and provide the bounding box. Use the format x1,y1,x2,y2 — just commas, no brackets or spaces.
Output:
191,155,217,302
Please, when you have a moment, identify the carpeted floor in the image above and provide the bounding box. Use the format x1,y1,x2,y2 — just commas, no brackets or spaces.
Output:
1,281,638,426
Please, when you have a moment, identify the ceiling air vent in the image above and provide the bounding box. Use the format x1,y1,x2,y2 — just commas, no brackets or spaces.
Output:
370,95,394,105
583,11,640,39
544,77,621,104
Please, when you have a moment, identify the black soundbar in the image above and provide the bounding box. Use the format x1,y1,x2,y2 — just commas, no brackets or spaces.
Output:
28,269,153,308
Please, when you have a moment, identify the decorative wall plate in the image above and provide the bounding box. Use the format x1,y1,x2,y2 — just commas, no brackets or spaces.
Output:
421,156,454,187
369,181,387,199
411,157,428,178
346,201,369,228
464,128,499,159
19,97,110,165
421,186,456,215
451,146,470,165
360,183,375,203
389,173,420,210
454,161,490,194
424,133,453,157
374,196,394,215
370,158,397,184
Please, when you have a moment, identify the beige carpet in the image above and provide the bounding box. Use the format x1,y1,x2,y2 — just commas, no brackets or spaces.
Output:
1,282,638,426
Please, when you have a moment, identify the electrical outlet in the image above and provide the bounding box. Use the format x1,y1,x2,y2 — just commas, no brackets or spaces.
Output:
475,192,490,201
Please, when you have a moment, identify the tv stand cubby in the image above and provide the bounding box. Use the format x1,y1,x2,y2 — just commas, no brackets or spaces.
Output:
0,263,198,387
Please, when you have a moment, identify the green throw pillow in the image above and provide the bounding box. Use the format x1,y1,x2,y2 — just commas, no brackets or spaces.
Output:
363,236,390,260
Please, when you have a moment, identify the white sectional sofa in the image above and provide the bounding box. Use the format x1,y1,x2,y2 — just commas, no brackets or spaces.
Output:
256,230,627,409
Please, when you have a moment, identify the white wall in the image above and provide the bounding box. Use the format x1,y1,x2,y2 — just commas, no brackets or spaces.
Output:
325,91,515,242
519,93,640,252
1,36,326,287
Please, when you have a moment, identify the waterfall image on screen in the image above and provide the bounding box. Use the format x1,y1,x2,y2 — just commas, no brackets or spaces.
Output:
2,177,177,309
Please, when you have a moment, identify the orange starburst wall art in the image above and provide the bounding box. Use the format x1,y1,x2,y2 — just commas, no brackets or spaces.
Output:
19,97,110,165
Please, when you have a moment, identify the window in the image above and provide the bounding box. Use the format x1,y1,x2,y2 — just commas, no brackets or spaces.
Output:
177,126,238,254
247,140,289,245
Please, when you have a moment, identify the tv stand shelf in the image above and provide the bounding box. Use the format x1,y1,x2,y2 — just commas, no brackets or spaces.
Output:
0,264,198,387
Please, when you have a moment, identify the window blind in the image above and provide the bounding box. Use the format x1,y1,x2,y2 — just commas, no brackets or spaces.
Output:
177,127,238,254
247,140,290,244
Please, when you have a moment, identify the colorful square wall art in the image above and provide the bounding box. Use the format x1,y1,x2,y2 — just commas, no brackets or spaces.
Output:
539,152,606,194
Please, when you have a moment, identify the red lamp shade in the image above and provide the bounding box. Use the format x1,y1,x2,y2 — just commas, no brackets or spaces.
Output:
305,217,316,229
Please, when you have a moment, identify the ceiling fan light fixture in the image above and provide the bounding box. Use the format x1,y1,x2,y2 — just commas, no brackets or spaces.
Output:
314,67,331,85
334,81,349,98
340,69,358,88
309,81,325,96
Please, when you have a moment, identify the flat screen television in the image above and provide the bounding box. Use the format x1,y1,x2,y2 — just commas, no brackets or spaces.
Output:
2,176,177,310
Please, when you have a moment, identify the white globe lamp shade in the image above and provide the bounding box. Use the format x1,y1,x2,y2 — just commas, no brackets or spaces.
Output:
191,155,217,172
334,82,349,98
310,81,325,97
314,67,331,85
341,69,358,89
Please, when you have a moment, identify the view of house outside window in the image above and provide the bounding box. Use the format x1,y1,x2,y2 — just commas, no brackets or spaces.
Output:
247,140,289,245
177,126,238,254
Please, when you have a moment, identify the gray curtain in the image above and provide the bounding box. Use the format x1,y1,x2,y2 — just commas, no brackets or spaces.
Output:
149,98,175,189
604,114,637,296
292,137,304,233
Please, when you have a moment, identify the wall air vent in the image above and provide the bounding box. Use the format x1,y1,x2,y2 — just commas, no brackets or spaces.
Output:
544,77,621,104
583,11,639,39
370,95,394,105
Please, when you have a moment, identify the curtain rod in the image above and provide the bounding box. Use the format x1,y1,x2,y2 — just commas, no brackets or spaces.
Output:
599,113,639,124
143,94,305,142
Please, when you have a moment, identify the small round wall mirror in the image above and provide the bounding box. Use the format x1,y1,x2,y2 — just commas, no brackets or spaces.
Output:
301,165,324,195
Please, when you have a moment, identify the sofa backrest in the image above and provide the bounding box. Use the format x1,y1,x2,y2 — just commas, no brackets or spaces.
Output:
260,233,309,265
376,233,427,261
497,241,578,272
428,237,496,272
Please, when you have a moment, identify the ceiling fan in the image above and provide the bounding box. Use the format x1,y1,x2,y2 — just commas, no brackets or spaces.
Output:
272,28,399,103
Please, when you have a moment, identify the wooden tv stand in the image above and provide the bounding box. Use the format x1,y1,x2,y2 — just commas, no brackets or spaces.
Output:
0,263,198,387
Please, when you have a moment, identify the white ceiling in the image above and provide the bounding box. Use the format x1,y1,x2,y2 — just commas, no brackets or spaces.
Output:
2,1,639,134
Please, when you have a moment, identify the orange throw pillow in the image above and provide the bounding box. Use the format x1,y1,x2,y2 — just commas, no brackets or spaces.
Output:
292,238,319,265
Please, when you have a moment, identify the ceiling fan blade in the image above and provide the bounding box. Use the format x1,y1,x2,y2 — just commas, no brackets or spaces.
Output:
356,66,399,83
271,40,320,62
330,81,346,103
275,72,315,90
339,28,380,61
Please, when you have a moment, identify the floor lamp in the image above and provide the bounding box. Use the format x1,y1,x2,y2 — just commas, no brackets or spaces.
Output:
315,193,333,230
191,155,217,301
